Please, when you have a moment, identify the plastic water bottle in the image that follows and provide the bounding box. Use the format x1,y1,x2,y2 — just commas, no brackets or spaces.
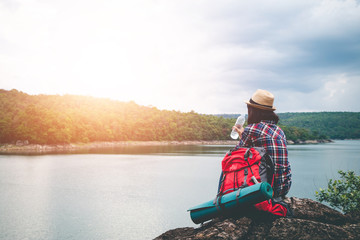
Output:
230,115,245,139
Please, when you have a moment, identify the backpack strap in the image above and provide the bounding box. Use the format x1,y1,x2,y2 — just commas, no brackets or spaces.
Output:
236,188,241,204
244,148,259,184
214,171,226,209
216,171,225,194
240,168,248,188
213,193,227,212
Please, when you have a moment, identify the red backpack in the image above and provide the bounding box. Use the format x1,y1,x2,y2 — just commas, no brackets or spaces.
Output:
216,147,291,217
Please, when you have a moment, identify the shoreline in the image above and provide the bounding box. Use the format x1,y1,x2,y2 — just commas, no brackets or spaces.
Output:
0,139,333,154
0,140,238,154
286,139,333,145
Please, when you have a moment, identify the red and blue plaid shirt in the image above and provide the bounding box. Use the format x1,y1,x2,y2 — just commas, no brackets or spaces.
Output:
237,120,292,197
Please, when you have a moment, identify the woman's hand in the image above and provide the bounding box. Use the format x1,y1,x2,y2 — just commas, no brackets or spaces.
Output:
232,125,244,137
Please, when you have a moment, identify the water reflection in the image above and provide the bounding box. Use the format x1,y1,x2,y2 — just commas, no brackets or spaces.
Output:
2,144,237,156
1,140,359,240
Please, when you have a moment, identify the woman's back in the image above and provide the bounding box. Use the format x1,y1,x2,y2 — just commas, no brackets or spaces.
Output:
237,120,292,198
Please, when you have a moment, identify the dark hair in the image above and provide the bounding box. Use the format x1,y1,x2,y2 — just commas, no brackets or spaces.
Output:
247,105,279,124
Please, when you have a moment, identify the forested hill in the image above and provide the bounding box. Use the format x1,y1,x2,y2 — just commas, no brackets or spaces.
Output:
0,89,343,145
278,112,360,139
0,89,234,144
217,112,360,140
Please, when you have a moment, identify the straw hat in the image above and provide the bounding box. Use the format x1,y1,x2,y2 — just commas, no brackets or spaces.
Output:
245,89,276,111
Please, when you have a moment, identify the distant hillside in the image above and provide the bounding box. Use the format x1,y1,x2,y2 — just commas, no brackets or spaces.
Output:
0,89,341,145
216,112,360,140
278,112,360,140
0,89,234,144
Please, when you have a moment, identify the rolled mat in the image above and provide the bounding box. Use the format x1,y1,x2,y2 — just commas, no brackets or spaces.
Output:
188,182,273,224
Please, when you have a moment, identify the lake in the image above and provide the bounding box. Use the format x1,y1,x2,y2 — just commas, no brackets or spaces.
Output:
0,140,359,240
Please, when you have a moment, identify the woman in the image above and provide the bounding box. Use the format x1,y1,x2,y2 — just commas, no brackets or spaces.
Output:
233,89,292,199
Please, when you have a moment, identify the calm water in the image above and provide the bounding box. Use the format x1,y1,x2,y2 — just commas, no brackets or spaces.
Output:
0,140,359,240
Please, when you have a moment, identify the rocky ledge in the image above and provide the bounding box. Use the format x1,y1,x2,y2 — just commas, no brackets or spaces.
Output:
155,197,360,240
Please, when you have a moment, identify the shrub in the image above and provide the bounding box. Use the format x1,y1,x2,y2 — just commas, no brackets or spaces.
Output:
315,170,360,214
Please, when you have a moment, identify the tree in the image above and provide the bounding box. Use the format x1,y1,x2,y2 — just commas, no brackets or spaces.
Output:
315,170,360,214
1,89,356,144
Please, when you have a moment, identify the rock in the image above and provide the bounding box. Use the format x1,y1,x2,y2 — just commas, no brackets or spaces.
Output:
154,197,360,240
283,197,352,225
345,210,360,224
269,218,355,240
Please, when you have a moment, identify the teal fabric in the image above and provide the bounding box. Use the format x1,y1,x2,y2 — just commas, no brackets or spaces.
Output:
188,182,272,224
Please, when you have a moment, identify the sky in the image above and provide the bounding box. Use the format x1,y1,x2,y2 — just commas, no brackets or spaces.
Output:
1,0,360,114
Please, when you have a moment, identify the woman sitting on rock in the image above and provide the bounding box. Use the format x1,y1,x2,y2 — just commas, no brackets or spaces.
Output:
233,89,292,200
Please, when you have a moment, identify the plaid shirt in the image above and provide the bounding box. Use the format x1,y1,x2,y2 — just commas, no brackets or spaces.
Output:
237,120,292,197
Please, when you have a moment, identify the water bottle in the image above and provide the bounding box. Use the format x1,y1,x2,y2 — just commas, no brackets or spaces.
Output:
230,115,245,139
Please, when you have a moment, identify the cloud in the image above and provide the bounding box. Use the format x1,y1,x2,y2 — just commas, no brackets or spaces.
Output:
0,0,359,113
275,73,360,112
200,0,360,112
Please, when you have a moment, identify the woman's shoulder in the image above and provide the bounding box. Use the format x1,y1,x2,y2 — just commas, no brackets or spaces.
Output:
244,122,267,136
247,121,284,137
246,121,272,130
261,121,286,138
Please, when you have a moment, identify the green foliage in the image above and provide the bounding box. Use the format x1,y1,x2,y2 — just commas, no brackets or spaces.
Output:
217,112,360,140
279,125,328,142
0,89,235,144
315,170,360,213
278,112,360,140
0,89,347,144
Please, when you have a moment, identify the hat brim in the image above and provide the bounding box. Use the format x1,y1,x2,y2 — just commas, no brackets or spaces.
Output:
244,100,276,111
